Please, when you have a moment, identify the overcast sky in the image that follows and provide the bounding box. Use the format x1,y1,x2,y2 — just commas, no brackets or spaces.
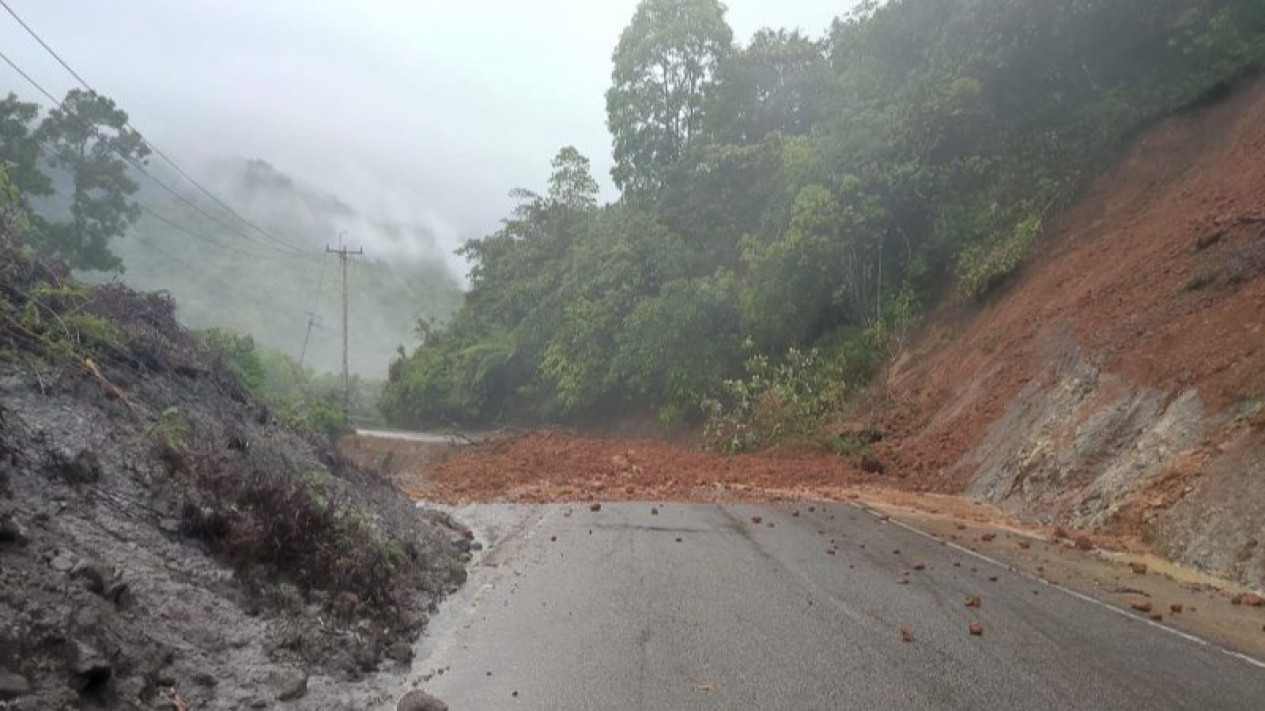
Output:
0,1,848,272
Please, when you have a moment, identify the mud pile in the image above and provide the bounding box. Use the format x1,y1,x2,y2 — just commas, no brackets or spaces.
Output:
384,430,873,504
0,245,465,709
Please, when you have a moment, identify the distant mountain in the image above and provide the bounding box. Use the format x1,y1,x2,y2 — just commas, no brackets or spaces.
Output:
106,158,464,376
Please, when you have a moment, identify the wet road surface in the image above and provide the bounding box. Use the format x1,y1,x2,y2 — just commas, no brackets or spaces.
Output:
408,502,1265,710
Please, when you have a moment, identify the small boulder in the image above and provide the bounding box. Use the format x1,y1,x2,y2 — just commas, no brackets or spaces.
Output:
1129,562,1148,575
49,548,79,573
70,561,110,595
1232,592,1265,607
0,513,26,544
52,449,101,484
270,668,308,701
386,643,414,664
68,641,112,693
0,668,31,700
398,689,449,711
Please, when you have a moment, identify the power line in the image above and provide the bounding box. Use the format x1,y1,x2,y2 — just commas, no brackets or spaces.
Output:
132,231,336,333
12,107,286,263
13,124,332,346
0,48,304,258
0,0,308,255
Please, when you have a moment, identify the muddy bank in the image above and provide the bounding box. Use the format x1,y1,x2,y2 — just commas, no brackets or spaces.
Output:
0,248,467,709
873,77,1265,589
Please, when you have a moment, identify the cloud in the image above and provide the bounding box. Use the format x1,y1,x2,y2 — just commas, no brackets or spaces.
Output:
0,0,848,273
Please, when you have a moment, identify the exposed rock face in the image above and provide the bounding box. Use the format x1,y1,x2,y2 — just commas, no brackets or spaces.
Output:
877,78,1265,589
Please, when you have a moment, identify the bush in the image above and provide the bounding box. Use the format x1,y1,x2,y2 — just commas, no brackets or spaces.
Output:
199,328,348,437
701,345,859,453
181,460,412,615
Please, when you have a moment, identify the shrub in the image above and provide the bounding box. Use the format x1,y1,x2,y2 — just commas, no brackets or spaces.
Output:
701,346,855,453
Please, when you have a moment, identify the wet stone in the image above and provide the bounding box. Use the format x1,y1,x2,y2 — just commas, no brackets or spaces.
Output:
0,668,31,699
398,689,449,711
68,641,112,693
270,668,308,701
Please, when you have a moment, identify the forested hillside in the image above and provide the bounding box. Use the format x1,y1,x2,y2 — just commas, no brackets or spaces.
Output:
382,0,1265,434
110,158,463,376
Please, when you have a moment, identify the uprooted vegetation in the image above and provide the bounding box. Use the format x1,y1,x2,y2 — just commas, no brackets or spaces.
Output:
0,236,467,709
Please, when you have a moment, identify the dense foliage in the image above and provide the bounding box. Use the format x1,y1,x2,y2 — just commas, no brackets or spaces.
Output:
200,328,349,437
382,0,1265,434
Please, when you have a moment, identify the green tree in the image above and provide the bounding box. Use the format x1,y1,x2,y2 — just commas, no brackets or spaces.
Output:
706,29,828,143
547,146,600,210
0,163,29,241
33,89,149,272
0,94,52,200
606,0,733,197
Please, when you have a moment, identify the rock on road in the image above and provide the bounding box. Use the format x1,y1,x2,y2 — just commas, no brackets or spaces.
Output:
405,502,1265,710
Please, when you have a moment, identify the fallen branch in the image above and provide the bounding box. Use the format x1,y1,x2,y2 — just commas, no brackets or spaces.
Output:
83,357,137,414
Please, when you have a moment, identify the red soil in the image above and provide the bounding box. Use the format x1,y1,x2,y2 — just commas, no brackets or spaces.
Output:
873,77,1265,493
403,431,873,504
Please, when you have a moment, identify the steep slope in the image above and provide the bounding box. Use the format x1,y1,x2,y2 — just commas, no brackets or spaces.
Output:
0,244,465,708
875,78,1265,588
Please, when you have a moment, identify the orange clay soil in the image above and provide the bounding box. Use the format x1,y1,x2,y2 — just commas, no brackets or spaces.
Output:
867,77,1265,498
394,430,877,504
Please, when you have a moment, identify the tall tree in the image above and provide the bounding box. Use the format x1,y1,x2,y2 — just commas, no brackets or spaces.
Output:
606,0,733,198
0,94,52,200
33,89,149,271
547,146,600,210
706,29,828,143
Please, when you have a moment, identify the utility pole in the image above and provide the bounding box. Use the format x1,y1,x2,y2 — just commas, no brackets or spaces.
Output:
326,242,364,419
298,311,320,369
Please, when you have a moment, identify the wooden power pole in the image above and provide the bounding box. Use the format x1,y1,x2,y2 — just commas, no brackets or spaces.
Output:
326,242,364,418
297,311,320,369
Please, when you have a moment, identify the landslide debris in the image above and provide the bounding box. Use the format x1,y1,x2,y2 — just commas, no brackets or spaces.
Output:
0,244,465,709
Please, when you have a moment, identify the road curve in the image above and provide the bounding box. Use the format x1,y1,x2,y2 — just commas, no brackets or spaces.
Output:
407,502,1265,710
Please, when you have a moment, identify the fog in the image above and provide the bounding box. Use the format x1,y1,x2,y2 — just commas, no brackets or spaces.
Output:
0,0,843,277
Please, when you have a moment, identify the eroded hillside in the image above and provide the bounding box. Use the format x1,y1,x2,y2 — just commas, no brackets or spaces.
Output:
873,78,1265,588
0,244,466,709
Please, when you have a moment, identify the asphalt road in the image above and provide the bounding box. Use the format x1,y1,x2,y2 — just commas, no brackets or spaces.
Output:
407,502,1265,710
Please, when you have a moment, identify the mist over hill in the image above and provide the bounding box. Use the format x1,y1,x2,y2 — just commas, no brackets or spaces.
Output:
106,158,464,376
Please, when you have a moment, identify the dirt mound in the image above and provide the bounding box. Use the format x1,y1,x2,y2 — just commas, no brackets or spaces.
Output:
869,77,1265,588
0,244,465,709
397,431,877,503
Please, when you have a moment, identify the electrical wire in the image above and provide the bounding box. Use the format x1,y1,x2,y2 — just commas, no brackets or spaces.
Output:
0,47,305,257
0,0,309,255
